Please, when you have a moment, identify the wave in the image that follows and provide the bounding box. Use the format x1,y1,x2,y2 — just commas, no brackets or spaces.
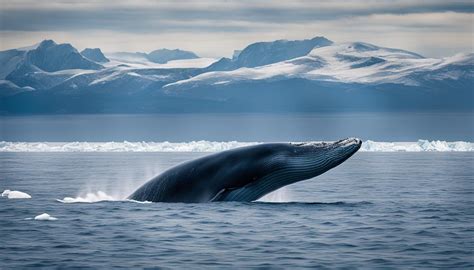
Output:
253,201,373,207
55,190,367,205
0,140,472,152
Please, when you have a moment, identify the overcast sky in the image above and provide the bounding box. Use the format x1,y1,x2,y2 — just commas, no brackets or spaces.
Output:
0,0,472,58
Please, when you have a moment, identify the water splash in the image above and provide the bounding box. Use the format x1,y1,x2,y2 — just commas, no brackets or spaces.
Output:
58,191,116,203
258,187,293,203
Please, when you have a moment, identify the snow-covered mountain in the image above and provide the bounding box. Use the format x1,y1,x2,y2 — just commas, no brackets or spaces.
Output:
81,48,109,63
25,40,103,72
0,37,472,114
106,48,199,65
1,40,103,91
166,42,473,88
0,49,25,80
206,36,332,71
147,49,198,64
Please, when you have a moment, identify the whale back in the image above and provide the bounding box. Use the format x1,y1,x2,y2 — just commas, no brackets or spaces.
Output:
128,143,288,202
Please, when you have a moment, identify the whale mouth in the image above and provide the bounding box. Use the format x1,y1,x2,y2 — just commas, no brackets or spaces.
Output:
334,138,362,148
332,138,362,155
292,138,362,149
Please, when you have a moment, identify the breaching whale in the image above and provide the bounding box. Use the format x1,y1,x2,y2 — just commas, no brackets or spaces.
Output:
128,138,362,203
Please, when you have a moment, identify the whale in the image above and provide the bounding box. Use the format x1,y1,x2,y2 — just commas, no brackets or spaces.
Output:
128,138,362,203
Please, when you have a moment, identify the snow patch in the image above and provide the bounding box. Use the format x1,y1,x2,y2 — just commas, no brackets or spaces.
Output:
104,55,216,69
160,58,217,68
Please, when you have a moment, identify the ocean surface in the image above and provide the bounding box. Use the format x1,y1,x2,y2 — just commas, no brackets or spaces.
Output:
1,113,473,268
1,112,473,141
1,152,473,269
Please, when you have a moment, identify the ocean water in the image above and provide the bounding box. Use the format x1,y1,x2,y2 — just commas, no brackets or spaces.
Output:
1,113,473,268
1,112,473,141
1,152,473,269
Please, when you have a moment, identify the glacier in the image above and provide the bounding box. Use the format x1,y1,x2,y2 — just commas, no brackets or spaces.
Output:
0,140,472,152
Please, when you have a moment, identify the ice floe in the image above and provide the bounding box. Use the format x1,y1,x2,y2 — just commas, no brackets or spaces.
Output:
1,189,32,199
34,213,57,221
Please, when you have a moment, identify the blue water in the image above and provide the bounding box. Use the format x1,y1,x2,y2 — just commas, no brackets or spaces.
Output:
1,152,473,268
1,112,473,141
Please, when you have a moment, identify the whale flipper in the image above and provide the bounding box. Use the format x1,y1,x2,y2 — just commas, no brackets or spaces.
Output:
210,187,239,202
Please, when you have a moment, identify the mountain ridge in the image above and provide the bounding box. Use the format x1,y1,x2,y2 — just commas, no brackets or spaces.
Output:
0,36,472,114
81,48,109,63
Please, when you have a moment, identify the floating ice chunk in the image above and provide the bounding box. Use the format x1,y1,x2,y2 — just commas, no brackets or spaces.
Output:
34,213,57,221
1,189,31,199
58,191,116,203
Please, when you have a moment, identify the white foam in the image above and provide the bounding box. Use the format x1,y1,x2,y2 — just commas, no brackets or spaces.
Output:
0,140,472,152
258,187,293,203
58,191,153,204
127,199,152,204
58,191,116,203
34,213,57,221
1,189,31,199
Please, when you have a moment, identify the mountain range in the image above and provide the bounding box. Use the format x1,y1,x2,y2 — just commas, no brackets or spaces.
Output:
0,37,472,114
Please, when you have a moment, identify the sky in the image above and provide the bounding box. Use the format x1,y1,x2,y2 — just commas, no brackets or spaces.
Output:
0,0,472,58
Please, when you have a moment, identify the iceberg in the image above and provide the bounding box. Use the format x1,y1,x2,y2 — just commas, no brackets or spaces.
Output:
1,189,32,199
34,213,57,221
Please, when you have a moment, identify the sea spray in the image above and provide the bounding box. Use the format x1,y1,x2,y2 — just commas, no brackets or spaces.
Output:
258,187,293,203
58,191,116,203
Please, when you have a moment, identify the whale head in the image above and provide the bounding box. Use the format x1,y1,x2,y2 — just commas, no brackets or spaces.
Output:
288,138,362,173
213,138,362,201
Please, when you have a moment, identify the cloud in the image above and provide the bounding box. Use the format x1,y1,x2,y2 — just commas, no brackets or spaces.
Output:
0,1,472,57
